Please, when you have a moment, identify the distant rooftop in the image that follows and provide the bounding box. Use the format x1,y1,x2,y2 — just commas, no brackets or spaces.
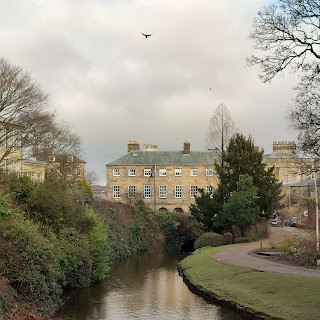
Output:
107,150,220,166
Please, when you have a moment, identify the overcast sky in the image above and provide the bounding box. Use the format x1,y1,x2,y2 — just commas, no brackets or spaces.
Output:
0,0,298,185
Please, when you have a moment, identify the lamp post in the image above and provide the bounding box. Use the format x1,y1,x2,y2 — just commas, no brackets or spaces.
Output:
312,159,319,251
151,165,156,211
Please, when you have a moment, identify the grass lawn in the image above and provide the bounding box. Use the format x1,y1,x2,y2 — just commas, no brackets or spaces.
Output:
179,245,320,320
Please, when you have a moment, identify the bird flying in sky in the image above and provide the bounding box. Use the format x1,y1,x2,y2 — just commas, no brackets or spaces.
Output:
140,32,153,38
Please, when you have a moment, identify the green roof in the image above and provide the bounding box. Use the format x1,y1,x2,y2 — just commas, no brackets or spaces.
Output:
107,151,220,166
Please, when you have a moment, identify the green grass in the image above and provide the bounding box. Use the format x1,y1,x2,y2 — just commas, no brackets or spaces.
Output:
179,245,320,320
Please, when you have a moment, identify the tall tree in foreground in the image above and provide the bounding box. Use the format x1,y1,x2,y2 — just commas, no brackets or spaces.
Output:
215,133,282,221
204,103,237,159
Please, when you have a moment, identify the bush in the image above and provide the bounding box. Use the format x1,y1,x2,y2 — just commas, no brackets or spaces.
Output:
234,237,251,243
194,232,223,249
274,232,320,266
243,217,270,239
153,211,181,252
0,215,63,315
223,232,233,244
231,224,242,238
84,208,109,282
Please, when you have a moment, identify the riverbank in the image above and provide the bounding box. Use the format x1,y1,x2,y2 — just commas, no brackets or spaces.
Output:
178,244,320,320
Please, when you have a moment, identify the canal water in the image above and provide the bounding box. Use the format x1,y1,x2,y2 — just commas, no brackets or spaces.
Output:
57,253,244,320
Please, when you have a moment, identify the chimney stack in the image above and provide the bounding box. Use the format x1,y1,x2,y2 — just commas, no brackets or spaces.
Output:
127,140,140,152
183,139,190,154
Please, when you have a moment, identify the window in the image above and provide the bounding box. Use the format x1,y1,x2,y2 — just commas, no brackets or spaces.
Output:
190,169,198,176
113,186,120,198
190,185,198,198
113,168,120,176
283,174,289,183
175,185,182,198
144,169,152,177
128,168,136,176
159,185,167,198
175,169,182,176
206,185,214,194
159,169,167,176
128,185,136,198
144,185,151,198
206,168,214,176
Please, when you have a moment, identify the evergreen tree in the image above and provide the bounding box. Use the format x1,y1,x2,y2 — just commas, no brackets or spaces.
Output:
218,175,260,234
215,133,282,220
189,188,220,231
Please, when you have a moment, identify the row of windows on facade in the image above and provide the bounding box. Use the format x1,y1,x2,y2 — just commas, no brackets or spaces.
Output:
112,168,215,177
112,185,214,199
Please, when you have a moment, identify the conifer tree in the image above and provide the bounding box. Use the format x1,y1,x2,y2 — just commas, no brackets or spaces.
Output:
215,133,282,220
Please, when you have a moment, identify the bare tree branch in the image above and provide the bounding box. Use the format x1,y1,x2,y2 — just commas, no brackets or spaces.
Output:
204,103,237,159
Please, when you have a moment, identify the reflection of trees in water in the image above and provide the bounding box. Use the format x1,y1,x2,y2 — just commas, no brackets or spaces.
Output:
57,253,244,320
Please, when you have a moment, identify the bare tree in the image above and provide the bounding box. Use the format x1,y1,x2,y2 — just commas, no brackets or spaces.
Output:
204,103,237,157
247,0,320,86
86,171,100,185
248,0,320,157
288,80,320,156
19,109,83,160
0,57,48,162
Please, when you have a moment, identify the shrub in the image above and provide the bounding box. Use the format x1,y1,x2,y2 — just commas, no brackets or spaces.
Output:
231,224,242,238
223,232,233,244
153,211,181,252
0,216,62,315
130,223,149,253
84,208,109,282
274,232,320,266
56,228,92,288
194,232,223,249
234,237,251,243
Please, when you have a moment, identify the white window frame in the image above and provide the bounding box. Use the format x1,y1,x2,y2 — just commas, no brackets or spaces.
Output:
113,168,120,176
190,185,198,198
128,168,136,176
175,185,182,198
159,169,167,176
128,185,136,198
175,168,182,176
144,185,151,198
144,168,152,177
206,168,214,176
113,186,120,198
190,169,198,176
159,185,167,198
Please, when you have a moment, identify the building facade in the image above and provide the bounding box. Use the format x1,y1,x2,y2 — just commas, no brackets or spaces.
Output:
106,140,220,213
106,139,320,214
264,141,319,185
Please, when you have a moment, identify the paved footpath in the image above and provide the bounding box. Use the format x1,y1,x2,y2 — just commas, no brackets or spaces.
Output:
213,227,320,278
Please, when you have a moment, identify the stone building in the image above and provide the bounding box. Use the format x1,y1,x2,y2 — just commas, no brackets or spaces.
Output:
106,139,320,215
264,141,313,184
264,141,320,218
106,140,220,213
0,121,86,183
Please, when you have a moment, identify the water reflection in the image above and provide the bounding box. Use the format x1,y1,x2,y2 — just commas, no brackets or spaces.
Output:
57,253,244,320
